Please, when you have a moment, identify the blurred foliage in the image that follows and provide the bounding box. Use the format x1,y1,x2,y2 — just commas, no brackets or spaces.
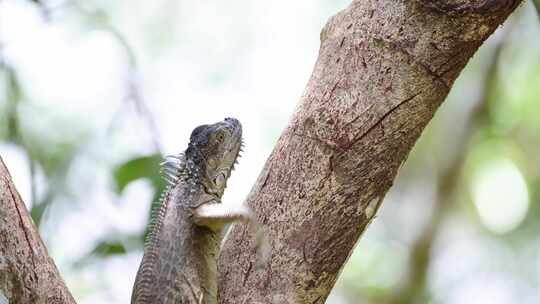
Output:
113,154,164,201
91,241,127,256
4,68,21,141
113,153,166,244
1,0,540,304
83,232,147,261
334,4,540,304
1,63,77,226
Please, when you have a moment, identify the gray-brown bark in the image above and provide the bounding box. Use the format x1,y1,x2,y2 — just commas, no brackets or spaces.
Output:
218,1,521,303
0,1,522,303
0,157,75,304
388,28,509,304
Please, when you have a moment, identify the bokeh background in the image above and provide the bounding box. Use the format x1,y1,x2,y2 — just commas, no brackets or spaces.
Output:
1,0,540,303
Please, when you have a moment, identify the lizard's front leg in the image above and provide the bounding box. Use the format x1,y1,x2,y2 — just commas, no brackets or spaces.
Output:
193,200,251,229
193,201,269,267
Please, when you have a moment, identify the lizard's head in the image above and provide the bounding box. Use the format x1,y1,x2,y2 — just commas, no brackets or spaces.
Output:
185,117,243,197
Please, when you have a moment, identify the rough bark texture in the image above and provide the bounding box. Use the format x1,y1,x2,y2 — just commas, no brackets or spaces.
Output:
218,1,521,303
0,157,75,304
0,1,522,303
388,25,510,304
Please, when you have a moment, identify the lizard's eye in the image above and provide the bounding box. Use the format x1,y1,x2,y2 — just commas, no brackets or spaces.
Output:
215,132,225,143
214,172,227,187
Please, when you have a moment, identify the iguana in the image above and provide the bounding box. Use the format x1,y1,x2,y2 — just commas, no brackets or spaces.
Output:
131,117,259,304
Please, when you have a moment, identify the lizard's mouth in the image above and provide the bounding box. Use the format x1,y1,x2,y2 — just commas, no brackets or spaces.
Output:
222,117,242,142
222,117,243,171
229,136,243,172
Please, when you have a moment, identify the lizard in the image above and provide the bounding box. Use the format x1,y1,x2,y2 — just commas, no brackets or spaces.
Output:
131,117,261,304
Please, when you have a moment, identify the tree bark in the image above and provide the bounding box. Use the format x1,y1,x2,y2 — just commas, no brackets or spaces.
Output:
218,1,521,303
0,157,75,304
388,22,513,304
0,1,522,303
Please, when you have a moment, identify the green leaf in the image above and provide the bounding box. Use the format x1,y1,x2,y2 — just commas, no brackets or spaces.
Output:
90,241,127,256
30,200,49,227
73,240,130,268
113,154,164,195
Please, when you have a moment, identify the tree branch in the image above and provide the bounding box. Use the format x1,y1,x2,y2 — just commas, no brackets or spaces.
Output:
218,0,521,303
388,26,510,303
0,156,75,304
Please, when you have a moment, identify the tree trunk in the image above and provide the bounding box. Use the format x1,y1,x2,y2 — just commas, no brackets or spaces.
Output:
0,157,76,304
217,1,521,303
0,1,521,303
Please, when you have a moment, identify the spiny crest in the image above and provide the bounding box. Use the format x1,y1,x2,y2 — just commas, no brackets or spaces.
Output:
231,139,245,172
136,184,172,301
144,184,171,249
159,153,187,186
144,152,190,249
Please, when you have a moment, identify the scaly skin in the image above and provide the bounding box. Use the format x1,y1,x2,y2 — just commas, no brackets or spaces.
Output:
131,118,245,304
